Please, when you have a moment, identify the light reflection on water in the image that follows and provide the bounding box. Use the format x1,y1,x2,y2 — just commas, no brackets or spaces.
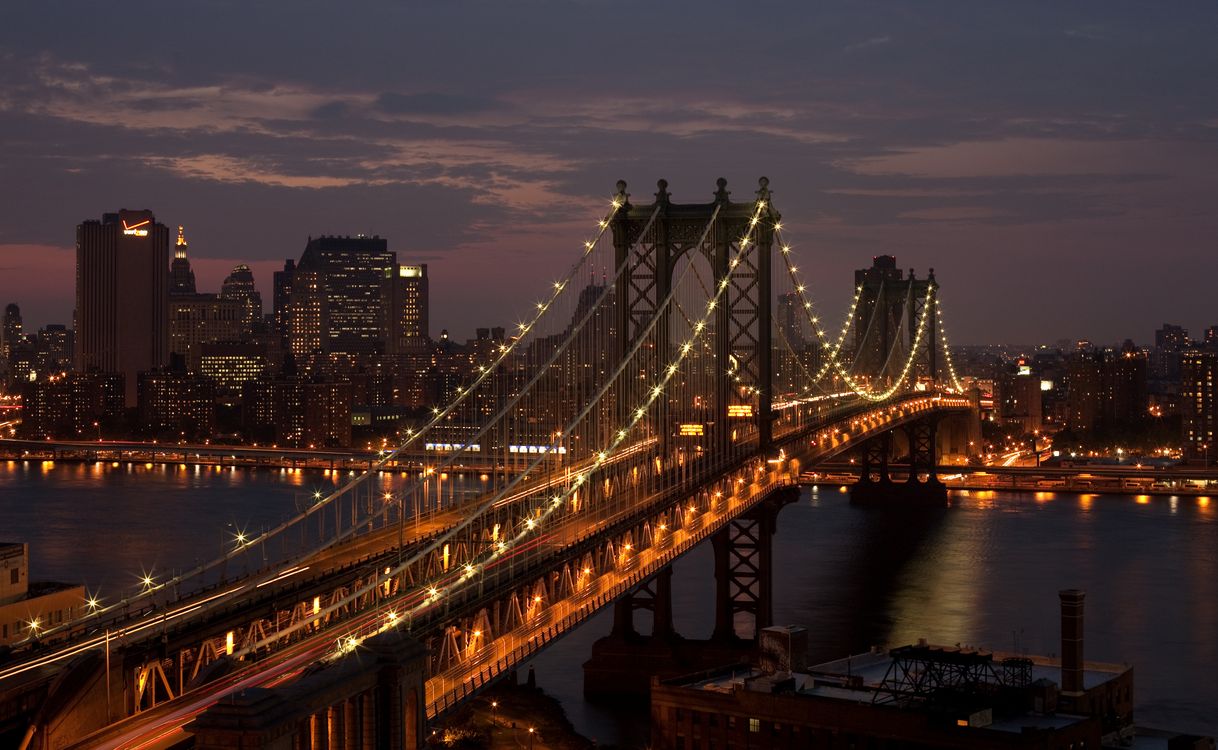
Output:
0,459,482,597
530,486,1218,745
1,465,1215,741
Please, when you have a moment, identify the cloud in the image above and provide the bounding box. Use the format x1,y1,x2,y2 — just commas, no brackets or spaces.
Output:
845,35,891,52
374,92,501,116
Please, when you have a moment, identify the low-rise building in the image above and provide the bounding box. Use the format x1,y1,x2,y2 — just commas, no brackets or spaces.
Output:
651,592,1208,750
0,543,85,646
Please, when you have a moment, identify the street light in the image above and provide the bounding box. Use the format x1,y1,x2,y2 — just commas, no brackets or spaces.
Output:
528,727,535,749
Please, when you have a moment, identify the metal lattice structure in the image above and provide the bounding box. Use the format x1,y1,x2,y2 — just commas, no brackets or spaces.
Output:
0,178,980,749
873,644,1035,707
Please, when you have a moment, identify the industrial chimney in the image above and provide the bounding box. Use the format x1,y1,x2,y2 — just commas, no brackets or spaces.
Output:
1059,589,1085,695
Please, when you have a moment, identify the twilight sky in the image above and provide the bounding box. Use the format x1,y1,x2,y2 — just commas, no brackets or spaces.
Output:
1,1,1216,345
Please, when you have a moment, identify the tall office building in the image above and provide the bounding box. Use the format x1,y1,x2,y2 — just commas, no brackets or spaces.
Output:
220,264,263,335
392,264,429,353
75,210,170,405
2,303,21,377
853,256,908,383
2,303,21,349
272,259,296,349
290,235,396,356
1181,350,1216,462
169,225,197,294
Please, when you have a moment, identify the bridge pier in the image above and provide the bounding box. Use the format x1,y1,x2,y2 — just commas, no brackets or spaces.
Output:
609,565,675,641
584,486,798,701
711,496,776,642
851,418,948,506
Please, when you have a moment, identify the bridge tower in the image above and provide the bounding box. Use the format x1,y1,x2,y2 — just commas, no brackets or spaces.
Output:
610,177,780,454
853,260,939,386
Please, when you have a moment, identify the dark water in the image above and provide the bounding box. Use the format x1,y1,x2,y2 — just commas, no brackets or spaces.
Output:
0,459,481,596
1,462,1215,741
531,486,1218,744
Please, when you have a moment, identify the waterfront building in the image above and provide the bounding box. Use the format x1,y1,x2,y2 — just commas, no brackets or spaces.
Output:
18,371,124,440
0,543,85,646
1181,349,1217,462
241,375,352,449
649,593,1178,750
137,366,216,439
198,341,266,403
1064,344,1148,436
169,225,197,294
75,210,170,406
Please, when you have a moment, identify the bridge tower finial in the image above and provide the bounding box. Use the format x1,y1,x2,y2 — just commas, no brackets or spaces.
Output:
714,177,730,204
615,180,630,209
655,179,670,205
756,176,770,206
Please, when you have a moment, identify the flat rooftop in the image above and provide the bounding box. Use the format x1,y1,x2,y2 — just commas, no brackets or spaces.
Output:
677,643,1131,735
809,645,1127,693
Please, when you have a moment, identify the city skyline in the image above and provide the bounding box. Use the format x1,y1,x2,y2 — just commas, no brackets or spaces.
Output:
3,2,1218,343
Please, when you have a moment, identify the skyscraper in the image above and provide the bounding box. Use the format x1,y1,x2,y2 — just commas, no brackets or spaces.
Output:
272,258,296,349
1181,350,1216,462
2,303,21,375
290,235,395,355
220,264,263,335
75,210,169,405
392,264,429,353
853,256,908,383
169,225,196,294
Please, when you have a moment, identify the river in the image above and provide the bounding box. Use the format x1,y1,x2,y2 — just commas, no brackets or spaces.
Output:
1,461,1215,741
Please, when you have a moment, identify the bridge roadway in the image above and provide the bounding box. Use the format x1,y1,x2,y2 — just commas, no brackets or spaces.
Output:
1,438,656,681
3,440,655,747
11,394,971,749
0,438,556,474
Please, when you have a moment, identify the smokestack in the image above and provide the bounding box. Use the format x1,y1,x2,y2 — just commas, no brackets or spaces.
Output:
1059,589,1085,695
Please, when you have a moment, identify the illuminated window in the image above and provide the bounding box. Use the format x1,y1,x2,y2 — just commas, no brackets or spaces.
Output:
748,718,760,733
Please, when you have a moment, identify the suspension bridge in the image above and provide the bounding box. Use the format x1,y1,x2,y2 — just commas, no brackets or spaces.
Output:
0,178,978,750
